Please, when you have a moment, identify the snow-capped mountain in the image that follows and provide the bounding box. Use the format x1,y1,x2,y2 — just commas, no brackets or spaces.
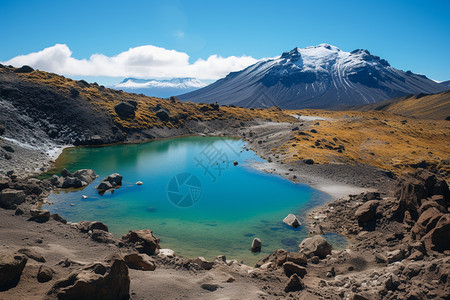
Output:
113,78,209,98
178,44,448,109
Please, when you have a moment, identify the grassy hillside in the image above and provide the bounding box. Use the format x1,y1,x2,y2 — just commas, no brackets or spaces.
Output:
10,68,294,129
352,91,450,120
280,110,450,178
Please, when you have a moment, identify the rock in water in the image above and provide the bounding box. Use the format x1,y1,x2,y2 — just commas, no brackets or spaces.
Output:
283,213,301,228
251,238,262,253
0,189,26,209
0,251,27,291
121,229,160,255
298,235,332,258
95,173,123,192
47,254,129,300
284,274,304,292
355,200,380,223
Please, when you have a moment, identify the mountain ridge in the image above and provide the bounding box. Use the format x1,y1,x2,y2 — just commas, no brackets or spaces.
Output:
179,44,448,109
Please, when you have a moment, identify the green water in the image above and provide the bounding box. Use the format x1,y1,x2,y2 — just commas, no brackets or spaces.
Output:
45,136,345,264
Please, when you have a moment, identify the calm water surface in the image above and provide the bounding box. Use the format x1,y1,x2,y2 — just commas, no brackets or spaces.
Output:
45,136,346,264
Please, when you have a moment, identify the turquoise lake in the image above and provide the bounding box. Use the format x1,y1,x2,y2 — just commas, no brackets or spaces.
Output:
45,136,346,264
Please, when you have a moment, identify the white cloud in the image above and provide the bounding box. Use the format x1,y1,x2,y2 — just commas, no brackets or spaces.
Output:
3,44,259,80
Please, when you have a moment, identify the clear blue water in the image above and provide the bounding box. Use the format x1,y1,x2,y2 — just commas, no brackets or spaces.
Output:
45,136,344,264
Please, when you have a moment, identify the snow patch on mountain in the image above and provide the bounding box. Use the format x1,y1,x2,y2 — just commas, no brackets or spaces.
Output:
112,77,210,98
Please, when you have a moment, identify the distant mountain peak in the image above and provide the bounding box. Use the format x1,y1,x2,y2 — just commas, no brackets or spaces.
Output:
113,77,209,98
179,44,447,109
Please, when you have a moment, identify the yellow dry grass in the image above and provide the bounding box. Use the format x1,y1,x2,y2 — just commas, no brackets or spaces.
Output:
280,109,450,178
15,70,295,129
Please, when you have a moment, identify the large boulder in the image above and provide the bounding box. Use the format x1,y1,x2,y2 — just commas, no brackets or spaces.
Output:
393,169,449,221
283,214,301,228
114,102,136,119
61,177,83,189
298,235,332,259
0,251,27,291
46,254,129,300
0,189,26,208
72,169,98,185
422,214,450,252
355,200,380,223
411,207,444,239
59,169,98,188
121,230,160,255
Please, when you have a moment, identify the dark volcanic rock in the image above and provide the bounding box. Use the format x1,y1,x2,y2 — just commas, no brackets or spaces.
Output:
114,102,136,119
47,254,129,300
393,169,449,221
121,229,160,255
155,108,170,121
30,209,51,223
0,251,27,291
355,200,380,223
14,65,34,73
251,238,262,253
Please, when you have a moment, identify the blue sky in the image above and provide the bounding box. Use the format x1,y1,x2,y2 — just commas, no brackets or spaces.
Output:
1,0,449,83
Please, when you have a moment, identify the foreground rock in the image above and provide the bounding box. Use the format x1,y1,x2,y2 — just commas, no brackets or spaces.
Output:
30,209,51,223
284,274,304,292
0,189,25,209
121,229,160,255
124,253,155,271
0,251,27,291
76,221,109,233
47,254,129,300
283,213,301,228
298,235,332,259
255,249,307,269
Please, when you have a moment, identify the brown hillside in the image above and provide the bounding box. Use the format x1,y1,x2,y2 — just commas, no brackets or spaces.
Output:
352,91,450,120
